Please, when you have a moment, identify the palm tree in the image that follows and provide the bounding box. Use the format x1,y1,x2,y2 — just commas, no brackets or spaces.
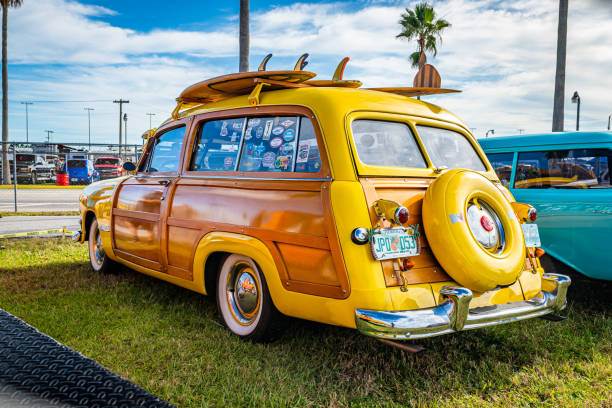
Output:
552,0,568,132
397,2,451,69
1,0,22,184
239,0,249,72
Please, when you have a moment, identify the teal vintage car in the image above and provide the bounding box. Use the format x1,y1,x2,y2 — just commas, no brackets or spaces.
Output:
478,132,611,280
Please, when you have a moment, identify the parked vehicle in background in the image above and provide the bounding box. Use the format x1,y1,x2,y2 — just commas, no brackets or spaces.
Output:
479,132,611,280
94,157,123,180
8,153,57,184
63,159,99,184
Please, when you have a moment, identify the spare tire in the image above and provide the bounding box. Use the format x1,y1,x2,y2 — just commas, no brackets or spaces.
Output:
422,169,525,292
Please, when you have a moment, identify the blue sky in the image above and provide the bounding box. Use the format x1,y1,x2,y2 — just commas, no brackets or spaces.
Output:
5,0,612,145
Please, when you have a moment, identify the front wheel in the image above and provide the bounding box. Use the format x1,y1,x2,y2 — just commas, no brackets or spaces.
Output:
216,254,282,342
88,218,117,274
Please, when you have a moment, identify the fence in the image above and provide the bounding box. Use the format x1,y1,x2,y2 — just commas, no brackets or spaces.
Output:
0,141,143,212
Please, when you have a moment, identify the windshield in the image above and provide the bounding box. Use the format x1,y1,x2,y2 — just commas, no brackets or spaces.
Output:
416,125,486,171
68,160,86,168
95,158,119,166
351,120,427,168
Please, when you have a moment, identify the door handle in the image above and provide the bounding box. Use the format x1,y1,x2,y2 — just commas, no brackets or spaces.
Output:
158,179,171,186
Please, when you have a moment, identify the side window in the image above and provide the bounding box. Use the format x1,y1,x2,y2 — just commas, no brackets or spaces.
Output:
141,126,185,173
295,118,323,173
487,152,514,187
238,116,299,172
190,118,246,171
515,149,611,189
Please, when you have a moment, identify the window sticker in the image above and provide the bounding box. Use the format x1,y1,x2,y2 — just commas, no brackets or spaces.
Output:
220,122,228,137
296,143,310,163
283,129,295,142
270,137,283,148
275,156,291,169
281,119,295,128
262,152,276,168
263,121,273,140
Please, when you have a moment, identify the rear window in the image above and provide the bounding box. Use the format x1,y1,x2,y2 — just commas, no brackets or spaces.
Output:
351,120,427,168
416,126,486,171
67,160,86,168
95,158,120,166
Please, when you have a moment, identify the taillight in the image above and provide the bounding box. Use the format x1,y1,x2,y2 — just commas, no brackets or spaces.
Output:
374,199,410,225
535,248,545,258
394,206,409,225
528,207,537,222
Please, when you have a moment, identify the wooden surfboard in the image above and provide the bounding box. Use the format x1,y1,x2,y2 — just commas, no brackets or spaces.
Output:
306,79,362,88
367,87,461,97
177,70,317,104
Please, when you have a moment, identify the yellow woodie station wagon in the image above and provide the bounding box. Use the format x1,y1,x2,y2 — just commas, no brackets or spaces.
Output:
75,63,570,344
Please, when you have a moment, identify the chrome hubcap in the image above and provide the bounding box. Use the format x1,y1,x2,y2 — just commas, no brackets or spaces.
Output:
93,228,105,265
466,200,505,252
226,262,260,325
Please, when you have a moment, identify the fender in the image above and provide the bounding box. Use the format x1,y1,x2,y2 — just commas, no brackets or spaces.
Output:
192,231,358,328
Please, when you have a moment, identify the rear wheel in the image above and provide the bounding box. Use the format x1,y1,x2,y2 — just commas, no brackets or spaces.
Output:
88,218,116,274
216,254,282,342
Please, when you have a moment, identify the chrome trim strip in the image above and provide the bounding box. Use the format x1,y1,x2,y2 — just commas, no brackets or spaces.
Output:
180,175,331,182
355,273,571,340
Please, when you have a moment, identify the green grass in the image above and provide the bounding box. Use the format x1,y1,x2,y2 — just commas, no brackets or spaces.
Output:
0,211,80,217
0,239,610,407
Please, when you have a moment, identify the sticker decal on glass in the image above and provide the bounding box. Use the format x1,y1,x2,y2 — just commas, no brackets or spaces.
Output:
283,129,295,142
272,126,285,136
270,137,283,148
263,121,273,140
296,143,310,163
262,152,276,168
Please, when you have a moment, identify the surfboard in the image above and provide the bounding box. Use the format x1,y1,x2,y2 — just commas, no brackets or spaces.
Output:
177,70,317,104
368,87,461,97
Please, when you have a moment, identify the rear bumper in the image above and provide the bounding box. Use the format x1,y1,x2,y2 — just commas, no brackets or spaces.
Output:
355,273,571,340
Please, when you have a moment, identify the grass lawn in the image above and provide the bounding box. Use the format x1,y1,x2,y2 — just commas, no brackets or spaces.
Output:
0,238,609,407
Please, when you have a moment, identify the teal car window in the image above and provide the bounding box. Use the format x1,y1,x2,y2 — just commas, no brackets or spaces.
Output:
487,152,514,186
515,149,611,189
238,116,299,172
191,118,246,171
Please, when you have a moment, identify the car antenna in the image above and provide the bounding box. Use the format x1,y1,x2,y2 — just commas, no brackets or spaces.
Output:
258,53,272,71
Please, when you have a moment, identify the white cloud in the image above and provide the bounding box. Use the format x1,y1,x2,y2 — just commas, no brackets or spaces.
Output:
6,0,612,143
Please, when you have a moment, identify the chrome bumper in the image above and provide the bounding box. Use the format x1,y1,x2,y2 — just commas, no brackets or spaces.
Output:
355,273,571,340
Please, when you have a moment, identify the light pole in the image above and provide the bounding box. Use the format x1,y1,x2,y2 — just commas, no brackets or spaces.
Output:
44,130,54,143
20,102,33,143
518,129,525,134
113,99,129,159
485,129,495,138
571,91,580,131
607,114,611,131
84,107,94,151
146,113,155,129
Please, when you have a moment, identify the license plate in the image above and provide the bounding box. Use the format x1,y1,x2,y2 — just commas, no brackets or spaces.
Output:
370,227,420,261
521,224,541,247
71,178,78,182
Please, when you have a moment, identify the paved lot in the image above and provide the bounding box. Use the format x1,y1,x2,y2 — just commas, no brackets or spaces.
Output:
0,216,80,235
0,189,81,212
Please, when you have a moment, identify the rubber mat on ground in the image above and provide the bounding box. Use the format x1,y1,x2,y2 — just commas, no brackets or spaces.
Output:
0,309,175,408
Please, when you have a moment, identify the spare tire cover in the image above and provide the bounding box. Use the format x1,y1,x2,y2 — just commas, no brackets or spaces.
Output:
422,169,525,292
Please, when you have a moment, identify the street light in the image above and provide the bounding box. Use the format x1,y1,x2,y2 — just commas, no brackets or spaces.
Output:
571,91,580,131
20,102,33,143
84,107,94,151
607,114,611,131
485,129,495,138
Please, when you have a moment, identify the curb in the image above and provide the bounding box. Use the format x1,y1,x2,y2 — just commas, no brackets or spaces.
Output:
0,228,76,239
0,185,85,190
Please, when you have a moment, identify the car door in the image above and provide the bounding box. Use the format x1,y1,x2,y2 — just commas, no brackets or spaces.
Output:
111,118,192,272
